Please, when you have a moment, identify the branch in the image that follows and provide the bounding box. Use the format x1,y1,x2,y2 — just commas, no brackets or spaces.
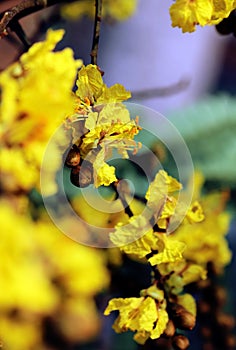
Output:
131,79,190,100
112,180,134,218
90,0,102,65
0,0,46,37
0,0,75,39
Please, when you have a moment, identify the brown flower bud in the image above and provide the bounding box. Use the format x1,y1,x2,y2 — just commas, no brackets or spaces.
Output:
225,335,236,348
70,162,93,188
172,335,190,350
216,313,235,330
215,286,227,307
171,304,196,330
163,319,176,338
65,148,81,167
202,343,214,350
198,301,210,314
201,326,212,338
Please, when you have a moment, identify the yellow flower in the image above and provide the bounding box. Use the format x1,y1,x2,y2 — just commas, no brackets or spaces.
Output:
158,260,207,294
172,190,232,272
0,29,82,194
94,161,117,186
148,234,186,266
177,293,197,317
145,170,182,209
170,0,236,33
110,215,153,248
65,64,141,188
62,0,138,21
110,170,185,248
0,201,109,349
104,295,168,344
186,200,205,223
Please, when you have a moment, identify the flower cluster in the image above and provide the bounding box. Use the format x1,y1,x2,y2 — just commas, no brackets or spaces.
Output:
171,172,232,273
65,64,141,188
170,0,236,32
0,31,110,349
104,170,208,345
104,169,233,346
61,0,138,21
0,199,109,350
0,29,82,195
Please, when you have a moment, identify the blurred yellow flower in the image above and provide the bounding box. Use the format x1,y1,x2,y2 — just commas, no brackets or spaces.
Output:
172,192,232,272
0,29,82,195
170,0,236,32
168,171,232,272
0,201,109,349
62,0,138,21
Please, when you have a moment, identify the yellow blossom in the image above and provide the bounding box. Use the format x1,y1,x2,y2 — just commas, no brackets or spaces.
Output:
0,201,109,349
186,200,205,223
148,234,186,266
158,260,207,294
145,170,182,208
170,0,236,33
116,228,157,257
62,0,138,21
110,170,185,248
177,293,197,317
0,29,82,195
75,64,131,106
94,161,117,186
110,215,153,248
104,296,168,344
65,64,141,188
172,189,232,272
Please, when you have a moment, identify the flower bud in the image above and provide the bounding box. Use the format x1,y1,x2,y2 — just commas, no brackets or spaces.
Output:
172,335,190,350
171,303,196,330
70,162,93,188
65,148,81,167
216,313,235,330
163,319,176,338
201,326,212,338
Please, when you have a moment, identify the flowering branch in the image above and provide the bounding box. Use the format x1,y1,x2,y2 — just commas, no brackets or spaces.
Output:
90,0,102,65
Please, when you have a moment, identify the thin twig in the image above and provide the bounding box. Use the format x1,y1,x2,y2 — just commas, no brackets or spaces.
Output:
9,20,31,49
131,79,190,100
90,0,102,65
0,0,76,39
0,0,47,36
112,180,134,218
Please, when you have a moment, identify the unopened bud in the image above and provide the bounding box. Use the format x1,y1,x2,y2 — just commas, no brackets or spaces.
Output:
70,162,93,188
172,335,190,350
163,319,176,338
171,304,196,330
198,301,210,314
203,342,214,350
65,148,81,167
201,326,212,338
216,313,235,330
225,335,236,348
215,286,227,307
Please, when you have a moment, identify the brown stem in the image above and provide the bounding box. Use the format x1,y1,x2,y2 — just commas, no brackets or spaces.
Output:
90,0,102,65
0,0,76,39
0,0,47,36
112,180,134,218
131,79,190,100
